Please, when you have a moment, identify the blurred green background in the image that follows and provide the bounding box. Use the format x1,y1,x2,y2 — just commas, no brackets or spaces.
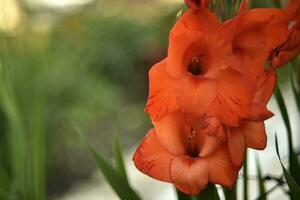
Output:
0,0,179,199
0,0,297,200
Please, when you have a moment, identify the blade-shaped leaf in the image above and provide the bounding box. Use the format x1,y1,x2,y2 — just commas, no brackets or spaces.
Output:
290,63,300,112
113,133,128,182
195,184,220,200
275,135,300,199
76,127,141,200
255,156,266,200
272,0,282,8
222,186,237,200
274,86,300,184
243,151,248,200
176,188,193,200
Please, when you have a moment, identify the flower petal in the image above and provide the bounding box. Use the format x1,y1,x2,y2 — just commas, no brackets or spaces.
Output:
242,121,267,150
238,0,249,13
233,8,288,76
133,129,175,182
254,71,276,104
199,135,223,157
200,116,226,140
217,68,253,104
208,94,240,126
285,0,300,20
177,76,218,117
227,128,246,166
271,18,300,68
170,156,210,195
208,68,253,126
206,144,240,187
184,0,209,9
167,8,220,78
153,112,187,155
173,8,220,33
245,101,274,121
145,59,180,121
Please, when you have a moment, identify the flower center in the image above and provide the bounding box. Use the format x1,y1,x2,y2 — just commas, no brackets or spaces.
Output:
187,127,199,158
187,56,203,76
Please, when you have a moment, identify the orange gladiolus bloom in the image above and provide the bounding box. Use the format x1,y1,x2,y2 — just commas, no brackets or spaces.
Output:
133,0,294,195
133,111,239,194
144,3,287,165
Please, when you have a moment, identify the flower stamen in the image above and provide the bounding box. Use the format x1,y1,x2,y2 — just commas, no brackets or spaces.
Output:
187,56,203,76
187,127,199,157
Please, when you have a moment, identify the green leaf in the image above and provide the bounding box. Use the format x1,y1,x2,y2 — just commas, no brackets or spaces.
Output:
76,127,141,200
176,188,193,200
255,156,266,200
222,186,236,200
272,0,282,8
243,151,248,200
275,135,300,199
113,133,128,182
290,63,300,112
195,184,220,200
274,86,300,185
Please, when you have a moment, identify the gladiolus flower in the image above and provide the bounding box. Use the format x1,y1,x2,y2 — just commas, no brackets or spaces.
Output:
144,4,286,166
145,5,287,122
145,59,276,166
133,0,296,195
133,111,239,195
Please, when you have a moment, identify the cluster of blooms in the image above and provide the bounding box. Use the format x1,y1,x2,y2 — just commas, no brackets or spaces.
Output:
133,0,300,195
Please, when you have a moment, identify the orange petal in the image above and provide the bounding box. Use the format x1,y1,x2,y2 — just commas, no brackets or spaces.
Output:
200,116,226,140
145,59,180,121
170,156,210,195
245,101,274,121
185,0,209,9
217,68,253,104
227,128,246,166
285,0,300,20
208,68,253,126
153,112,187,155
242,121,267,150
271,20,300,68
167,9,220,78
271,46,300,67
177,76,218,117
173,8,220,33
238,0,249,13
233,8,288,76
133,129,175,182
208,94,240,127
206,144,240,187
200,135,223,157
237,9,288,48
254,71,276,104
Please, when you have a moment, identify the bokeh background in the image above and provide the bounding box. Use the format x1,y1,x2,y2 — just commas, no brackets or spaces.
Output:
0,0,299,199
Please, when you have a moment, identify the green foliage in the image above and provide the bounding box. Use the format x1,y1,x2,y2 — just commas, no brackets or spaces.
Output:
113,133,128,182
0,50,47,199
275,135,300,199
195,184,220,200
256,157,266,200
222,186,237,200
176,189,193,200
290,63,300,112
243,152,248,200
275,86,300,185
76,127,141,200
